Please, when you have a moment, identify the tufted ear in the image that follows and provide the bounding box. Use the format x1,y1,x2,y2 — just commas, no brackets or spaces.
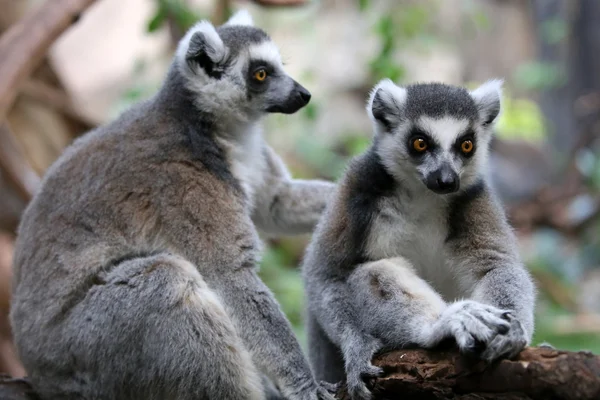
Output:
176,21,228,78
367,79,407,133
224,9,254,27
470,79,503,126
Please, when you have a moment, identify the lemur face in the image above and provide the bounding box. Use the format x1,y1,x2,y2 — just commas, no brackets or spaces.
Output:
367,79,503,194
176,10,310,120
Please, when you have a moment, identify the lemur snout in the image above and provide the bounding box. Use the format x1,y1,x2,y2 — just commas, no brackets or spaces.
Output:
296,83,311,104
274,81,311,114
426,164,459,194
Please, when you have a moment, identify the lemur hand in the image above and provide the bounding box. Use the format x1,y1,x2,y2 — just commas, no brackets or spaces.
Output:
438,300,513,356
480,311,527,362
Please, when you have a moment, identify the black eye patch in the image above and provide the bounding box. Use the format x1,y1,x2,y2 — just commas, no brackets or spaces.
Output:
453,129,476,158
247,60,276,77
406,127,438,156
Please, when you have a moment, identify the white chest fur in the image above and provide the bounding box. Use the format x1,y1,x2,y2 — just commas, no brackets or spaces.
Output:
218,124,266,209
365,191,462,300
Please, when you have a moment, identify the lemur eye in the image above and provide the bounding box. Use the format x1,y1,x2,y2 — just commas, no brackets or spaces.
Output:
254,69,267,82
461,140,474,154
412,138,428,152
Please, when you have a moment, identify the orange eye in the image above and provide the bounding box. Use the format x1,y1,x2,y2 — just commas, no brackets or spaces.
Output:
461,140,474,154
413,138,427,152
254,69,267,81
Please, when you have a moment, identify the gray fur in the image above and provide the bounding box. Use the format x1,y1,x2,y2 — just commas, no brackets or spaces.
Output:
302,79,535,400
10,11,335,400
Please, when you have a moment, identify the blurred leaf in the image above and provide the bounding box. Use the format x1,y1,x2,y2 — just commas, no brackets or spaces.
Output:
147,7,167,33
342,134,371,156
397,5,429,39
358,0,370,12
514,62,566,90
472,10,491,30
302,102,319,122
541,18,568,45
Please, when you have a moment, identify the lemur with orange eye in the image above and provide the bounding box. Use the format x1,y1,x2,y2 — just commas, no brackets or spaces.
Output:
302,79,536,400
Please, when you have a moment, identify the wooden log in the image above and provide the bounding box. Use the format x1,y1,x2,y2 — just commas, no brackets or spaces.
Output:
335,347,600,400
0,347,598,399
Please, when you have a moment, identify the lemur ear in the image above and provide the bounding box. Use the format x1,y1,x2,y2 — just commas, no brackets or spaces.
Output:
367,79,407,133
224,9,254,27
470,79,503,126
177,21,228,78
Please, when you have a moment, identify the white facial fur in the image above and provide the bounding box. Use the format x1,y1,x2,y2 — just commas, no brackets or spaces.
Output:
247,41,284,70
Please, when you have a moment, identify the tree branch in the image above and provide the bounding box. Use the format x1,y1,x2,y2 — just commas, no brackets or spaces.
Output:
0,0,98,121
335,347,600,400
0,123,40,201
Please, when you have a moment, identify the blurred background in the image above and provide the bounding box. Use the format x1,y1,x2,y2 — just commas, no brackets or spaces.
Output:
0,0,599,377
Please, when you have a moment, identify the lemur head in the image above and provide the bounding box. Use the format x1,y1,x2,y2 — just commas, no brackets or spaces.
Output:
174,10,311,122
367,79,502,194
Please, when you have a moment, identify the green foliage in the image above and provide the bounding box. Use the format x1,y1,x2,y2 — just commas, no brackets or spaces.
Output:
533,295,600,354
514,61,566,91
147,0,203,33
361,3,433,83
495,92,546,142
541,17,568,45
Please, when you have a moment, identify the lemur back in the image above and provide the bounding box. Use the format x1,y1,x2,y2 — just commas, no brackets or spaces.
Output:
11,11,335,400
302,79,536,400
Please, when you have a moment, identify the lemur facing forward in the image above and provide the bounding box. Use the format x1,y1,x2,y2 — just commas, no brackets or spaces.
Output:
11,11,336,400
302,79,536,400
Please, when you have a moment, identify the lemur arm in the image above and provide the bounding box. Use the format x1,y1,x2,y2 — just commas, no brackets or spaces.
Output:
159,187,332,400
213,267,325,399
312,280,384,399
252,145,335,236
447,190,535,338
446,189,535,360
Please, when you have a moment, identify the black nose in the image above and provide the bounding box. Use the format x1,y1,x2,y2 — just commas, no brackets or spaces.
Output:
426,165,459,194
298,86,311,104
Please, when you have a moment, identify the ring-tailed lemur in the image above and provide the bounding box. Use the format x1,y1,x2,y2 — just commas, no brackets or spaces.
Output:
10,10,335,400
302,79,536,400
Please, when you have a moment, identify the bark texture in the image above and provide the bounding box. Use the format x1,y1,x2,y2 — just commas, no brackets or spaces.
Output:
334,347,600,400
0,347,598,400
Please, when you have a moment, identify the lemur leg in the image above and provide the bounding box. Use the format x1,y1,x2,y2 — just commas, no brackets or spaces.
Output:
347,258,448,347
306,312,346,385
334,258,450,400
309,256,443,400
252,145,335,236
29,253,265,400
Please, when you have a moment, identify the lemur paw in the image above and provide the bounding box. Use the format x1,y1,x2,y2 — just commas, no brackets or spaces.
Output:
315,383,338,400
294,382,337,400
346,363,383,400
442,300,512,354
480,313,527,362
318,381,339,394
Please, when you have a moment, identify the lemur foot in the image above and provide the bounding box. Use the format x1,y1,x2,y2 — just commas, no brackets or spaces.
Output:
318,381,340,394
293,382,337,400
480,312,527,362
441,300,512,354
315,384,338,400
345,362,383,400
